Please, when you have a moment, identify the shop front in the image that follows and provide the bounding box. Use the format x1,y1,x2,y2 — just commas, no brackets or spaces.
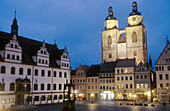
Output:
100,91,114,100
115,93,135,101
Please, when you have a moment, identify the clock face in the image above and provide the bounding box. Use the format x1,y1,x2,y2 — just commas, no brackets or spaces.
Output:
132,17,136,21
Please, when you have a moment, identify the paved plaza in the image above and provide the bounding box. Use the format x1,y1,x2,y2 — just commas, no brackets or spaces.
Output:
3,101,170,111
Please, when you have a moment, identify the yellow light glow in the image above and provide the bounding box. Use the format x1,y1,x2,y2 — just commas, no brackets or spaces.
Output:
91,93,94,97
147,91,151,96
152,90,154,93
74,90,77,93
134,95,136,98
144,92,147,95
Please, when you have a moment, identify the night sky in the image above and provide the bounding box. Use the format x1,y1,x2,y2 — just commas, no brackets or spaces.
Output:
0,0,170,69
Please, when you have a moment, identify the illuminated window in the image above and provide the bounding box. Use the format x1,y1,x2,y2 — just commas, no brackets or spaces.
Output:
11,98,14,103
136,84,139,88
7,98,10,103
166,83,169,89
125,69,128,73
141,84,144,88
145,84,148,88
2,99,6,104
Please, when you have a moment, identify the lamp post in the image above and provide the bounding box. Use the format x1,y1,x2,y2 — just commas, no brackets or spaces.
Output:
91,93,94,104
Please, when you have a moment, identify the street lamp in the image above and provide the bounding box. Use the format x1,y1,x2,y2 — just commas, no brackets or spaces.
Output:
91,93,94,104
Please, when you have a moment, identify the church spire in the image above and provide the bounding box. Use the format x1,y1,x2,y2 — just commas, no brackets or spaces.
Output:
129,1,141,16
11,10,19,35
105,3,117,21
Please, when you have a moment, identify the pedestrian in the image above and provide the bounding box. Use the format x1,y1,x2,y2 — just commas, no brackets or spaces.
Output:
163,101,166,108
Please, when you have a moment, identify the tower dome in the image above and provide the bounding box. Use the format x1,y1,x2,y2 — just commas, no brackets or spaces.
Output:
129,1,141,16
105,4,117,21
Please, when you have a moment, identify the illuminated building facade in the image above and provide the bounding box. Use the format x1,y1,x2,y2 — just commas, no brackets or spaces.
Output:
71,65,89,100
0,13,71,109
155,40,170,101
101,1,148,65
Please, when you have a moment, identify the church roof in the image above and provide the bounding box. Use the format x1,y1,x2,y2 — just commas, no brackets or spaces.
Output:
0,31,65,68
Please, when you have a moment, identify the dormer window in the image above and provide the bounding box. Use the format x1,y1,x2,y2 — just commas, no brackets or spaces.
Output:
63,55,65,58
42,60,44,64
44,51,46,54
45,60,48,64
39,59,41,63
15,45,17,48
41,50,43,54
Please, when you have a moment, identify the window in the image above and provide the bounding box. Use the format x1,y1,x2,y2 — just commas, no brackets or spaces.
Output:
12,55,15,59
141,84,144,88
162,66,164,71
34,84,38,90
126,84,128,89
41,70,45,76
88,79,90,82
59,95,62,99
136,75,139,79
166,83,169,88
54,95,57,100
159,66,161,71
112,80,114,83
45,60,48,64
159,74,163,80
41,95,46,101
92,86,94,89
48,71,51,77
100,80,102,83
1,66,6,74
34,96,39,101
117,84,120,89
92,79,94,82
121,69,123,73
19,68,23,75
11,44,13,48
106,80,108,83
130,76,132,80
165,74,169,80
0,83,5,91
130,84,133,89
145,84,148,88
54,71,57,77
11,67,15,74
121,77,124,81
41,84,44,90
140,75,143,79
160,84,163,89
103,86,105,90
144,75,147,79
35,69,38,76
132,32,137,42
88,86,90,89
103,80,105,83
95,86,97,89
53,84,56,90
136,84,139,88
59,72,62,77
168,66,170,70
100,86,102,90
59,84,62,90
27,69,31,75
125,76,128,80
117,69,119,74
47,84,51,90
64,72,67,78
117,77,120,81
109,54,112,58
155,67,158,71
10,83,15,91
17,56,19,60
7,54,10,59
39,59,41,63
108,35,112,45
15,45,18,48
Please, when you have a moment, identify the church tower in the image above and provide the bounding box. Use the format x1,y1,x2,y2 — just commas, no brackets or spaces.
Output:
101,4,119,62
125,1,148,64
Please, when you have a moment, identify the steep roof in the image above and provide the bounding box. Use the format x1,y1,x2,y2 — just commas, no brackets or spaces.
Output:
87,64,101,77
100,62,117,73
116,59,136,67
0,31,65,67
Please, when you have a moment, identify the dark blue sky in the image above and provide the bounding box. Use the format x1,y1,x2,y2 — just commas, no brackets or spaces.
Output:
0,0,170,69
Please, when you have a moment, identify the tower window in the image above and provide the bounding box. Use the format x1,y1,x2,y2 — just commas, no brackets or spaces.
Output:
134,51,137,56
132,32,137,42
108,35,112,45
109,54,112,58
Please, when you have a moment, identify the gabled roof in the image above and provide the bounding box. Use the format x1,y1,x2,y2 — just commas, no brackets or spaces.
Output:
116,59,136,67
0,31,66,67
155,40,170,65
100,61,117,73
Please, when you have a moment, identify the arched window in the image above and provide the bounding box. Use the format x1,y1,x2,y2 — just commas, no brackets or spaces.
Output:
10,83,15,91
34,84,38,90
140,75,143,79
41,84,44,90
19,68,23,75
35,69,38,76
59,84,62,90
144,75,147,79
108,35,112,45
41,70,45,76
109,54,112,58
132,32,137,42
54,71,57,77
48,71,51,77
11,67,15,74
59,72,62,78
27,69,31,75
47,84,51,90
53,84,56,90
64,72,67,78
1,66,6,74
136,75,139,79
